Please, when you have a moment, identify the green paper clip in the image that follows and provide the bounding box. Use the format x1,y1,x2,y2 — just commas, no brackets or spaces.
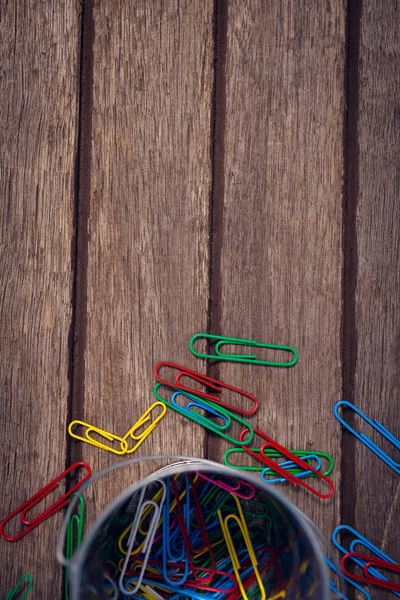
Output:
6,575,33,600
65,493,85,600
224,447,334,477
153,383,254,446
189,334,298,367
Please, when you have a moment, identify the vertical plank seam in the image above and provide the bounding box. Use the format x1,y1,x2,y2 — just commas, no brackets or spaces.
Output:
341,0,362,538
67,0,94,472
206,0,228,458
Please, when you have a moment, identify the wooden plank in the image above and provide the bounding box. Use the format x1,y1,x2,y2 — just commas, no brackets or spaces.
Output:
207,0,346,539
351,1,400,594
77,0,214,525
0,2,80,598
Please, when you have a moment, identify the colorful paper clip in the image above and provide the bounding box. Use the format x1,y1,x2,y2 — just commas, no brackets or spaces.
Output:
196,472,256,500
6,575,33,600
324,555,371,600
218,495,266,600
261,454,322,484
65,493,85,600
332,525,400,598
224,447,334,477
189,334,298,367
68,402,166,456
122,402,167,454
154,361,258,415
334,400,400,474
68,421,129,455
239,428,334,499
0,462,91,542
153,385,254,446
341,553,400,593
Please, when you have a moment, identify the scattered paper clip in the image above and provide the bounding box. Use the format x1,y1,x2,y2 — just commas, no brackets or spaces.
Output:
0,462,91,542
68,402,166,456
154,361,259,415
341,552,400,593
154,385,254,446
224,447,334,478
324,555,371,600
6,574,33,600
239,427,334,498
334,400,400,474
332,525,400,598
261,454,322,484
122,402,167,454
65,493,85,600
68,421,129,455
189,333,298,367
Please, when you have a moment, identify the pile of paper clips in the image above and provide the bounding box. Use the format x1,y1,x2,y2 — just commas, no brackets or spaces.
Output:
80,470,324,599
2,333,400,599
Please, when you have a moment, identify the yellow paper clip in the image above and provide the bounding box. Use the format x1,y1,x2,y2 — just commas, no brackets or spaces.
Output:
218,496,266,600
122,402,167,454
68,421,128,455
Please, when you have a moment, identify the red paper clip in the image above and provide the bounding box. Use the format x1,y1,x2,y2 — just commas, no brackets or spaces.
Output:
0,462,91,541
154,361,258,415
170,476,216,584
341,552,400,592
239,427,334,499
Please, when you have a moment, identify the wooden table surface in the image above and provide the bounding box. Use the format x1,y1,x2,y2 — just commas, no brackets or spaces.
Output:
1,1,399,598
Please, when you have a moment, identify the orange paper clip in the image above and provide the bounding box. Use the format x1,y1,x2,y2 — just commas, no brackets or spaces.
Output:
0,462,91,542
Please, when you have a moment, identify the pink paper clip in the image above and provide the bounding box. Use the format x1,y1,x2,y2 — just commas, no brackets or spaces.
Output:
196,472,256,500
154,361,258,416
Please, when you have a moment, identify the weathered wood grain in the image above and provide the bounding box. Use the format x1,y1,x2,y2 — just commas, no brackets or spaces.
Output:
0,2,80,598
76,0,214,526
207,0,346,541
350,1,400,595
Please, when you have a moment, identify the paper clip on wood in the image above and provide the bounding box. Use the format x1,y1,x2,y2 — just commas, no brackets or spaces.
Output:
334,401,400,474
189,333,298,367
239,427,334,499
154,361,258,415
6,574,33,600
68,402,166,456
341,553,400,593
332,524,400,599
0,462,91,542
324,555,371,600
154,384,254,446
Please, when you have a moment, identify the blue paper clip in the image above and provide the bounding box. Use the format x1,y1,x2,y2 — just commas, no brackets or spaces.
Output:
334,401,400,475
186,399,230,431
260,454,322,484
153,384,254,446
332,525,400,598
324,555,371,600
